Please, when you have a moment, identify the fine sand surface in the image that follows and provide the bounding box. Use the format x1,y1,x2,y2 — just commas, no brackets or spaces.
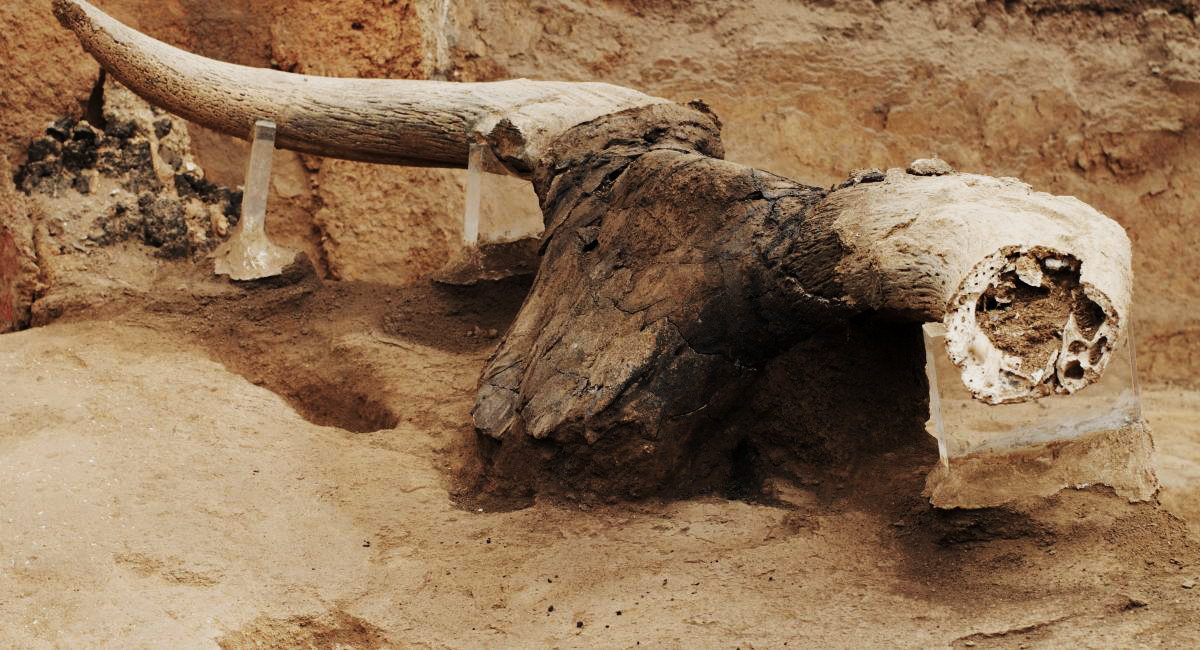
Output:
1,275,1197,648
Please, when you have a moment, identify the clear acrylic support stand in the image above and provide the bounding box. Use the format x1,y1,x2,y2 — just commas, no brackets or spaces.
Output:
462,142,542,245
435,142,543,284
923,322,1158,507
212,119,297,280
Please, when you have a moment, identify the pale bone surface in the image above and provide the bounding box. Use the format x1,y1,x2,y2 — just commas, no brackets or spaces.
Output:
52,0,669,174
826,169,1132,404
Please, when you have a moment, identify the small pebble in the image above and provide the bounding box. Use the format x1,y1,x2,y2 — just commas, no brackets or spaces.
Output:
907,157,955,176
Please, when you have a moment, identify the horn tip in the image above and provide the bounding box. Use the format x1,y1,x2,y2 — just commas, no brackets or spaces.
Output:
52,0,86,29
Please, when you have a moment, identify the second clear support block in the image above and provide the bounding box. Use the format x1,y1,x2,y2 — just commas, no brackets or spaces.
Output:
923,322,1157,507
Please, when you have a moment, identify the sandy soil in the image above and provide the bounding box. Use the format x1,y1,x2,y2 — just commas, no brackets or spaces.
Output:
1,270,1197,648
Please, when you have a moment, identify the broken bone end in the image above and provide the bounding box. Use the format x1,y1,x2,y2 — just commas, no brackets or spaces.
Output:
945,247,1124,404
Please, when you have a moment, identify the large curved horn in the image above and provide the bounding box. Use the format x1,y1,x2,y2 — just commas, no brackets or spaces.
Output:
52,0,668,172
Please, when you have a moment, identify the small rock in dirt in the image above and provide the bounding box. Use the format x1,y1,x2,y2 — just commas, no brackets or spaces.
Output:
71,173,92,195
104,119,138,140
61,137,99,171
1113,593,1149,610
97,200,142,243
838,168,886,189
26,137,61,163
71,121,100,145
1183,579,1196,589
174,170,217,200
45,116,76,142
907,157,955,176
220,188,243,223
138,193,189,257
153,116,173,139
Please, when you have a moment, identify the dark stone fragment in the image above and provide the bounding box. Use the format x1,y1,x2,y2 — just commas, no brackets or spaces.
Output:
71,121,99,144
72,173,91,195
153,117,173,140
207,186,230,208
61,139,98,171
15,159,65,195
96,148,122,173
224,189,243,225
46,116,76,142
124,170,161,195
174,171,217,200
27,137,61,164
104,119,138,140
122,140,155,173
140,194,190,257
172,172,194,198
117,202,143,239
100,203,131,241
204,186,241,225
104,139,160,193
92,200,145,247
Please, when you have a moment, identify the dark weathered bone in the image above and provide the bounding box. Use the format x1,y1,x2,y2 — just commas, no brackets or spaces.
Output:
53,0,667,174
55,0,1134,497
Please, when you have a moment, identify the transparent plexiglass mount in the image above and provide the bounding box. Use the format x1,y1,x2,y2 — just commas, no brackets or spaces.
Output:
434,142,544,284
211,119,298,280
924,322,1158,507
463,142,543,246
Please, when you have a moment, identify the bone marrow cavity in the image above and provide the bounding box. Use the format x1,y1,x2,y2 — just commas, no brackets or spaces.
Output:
945,247,1120,404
